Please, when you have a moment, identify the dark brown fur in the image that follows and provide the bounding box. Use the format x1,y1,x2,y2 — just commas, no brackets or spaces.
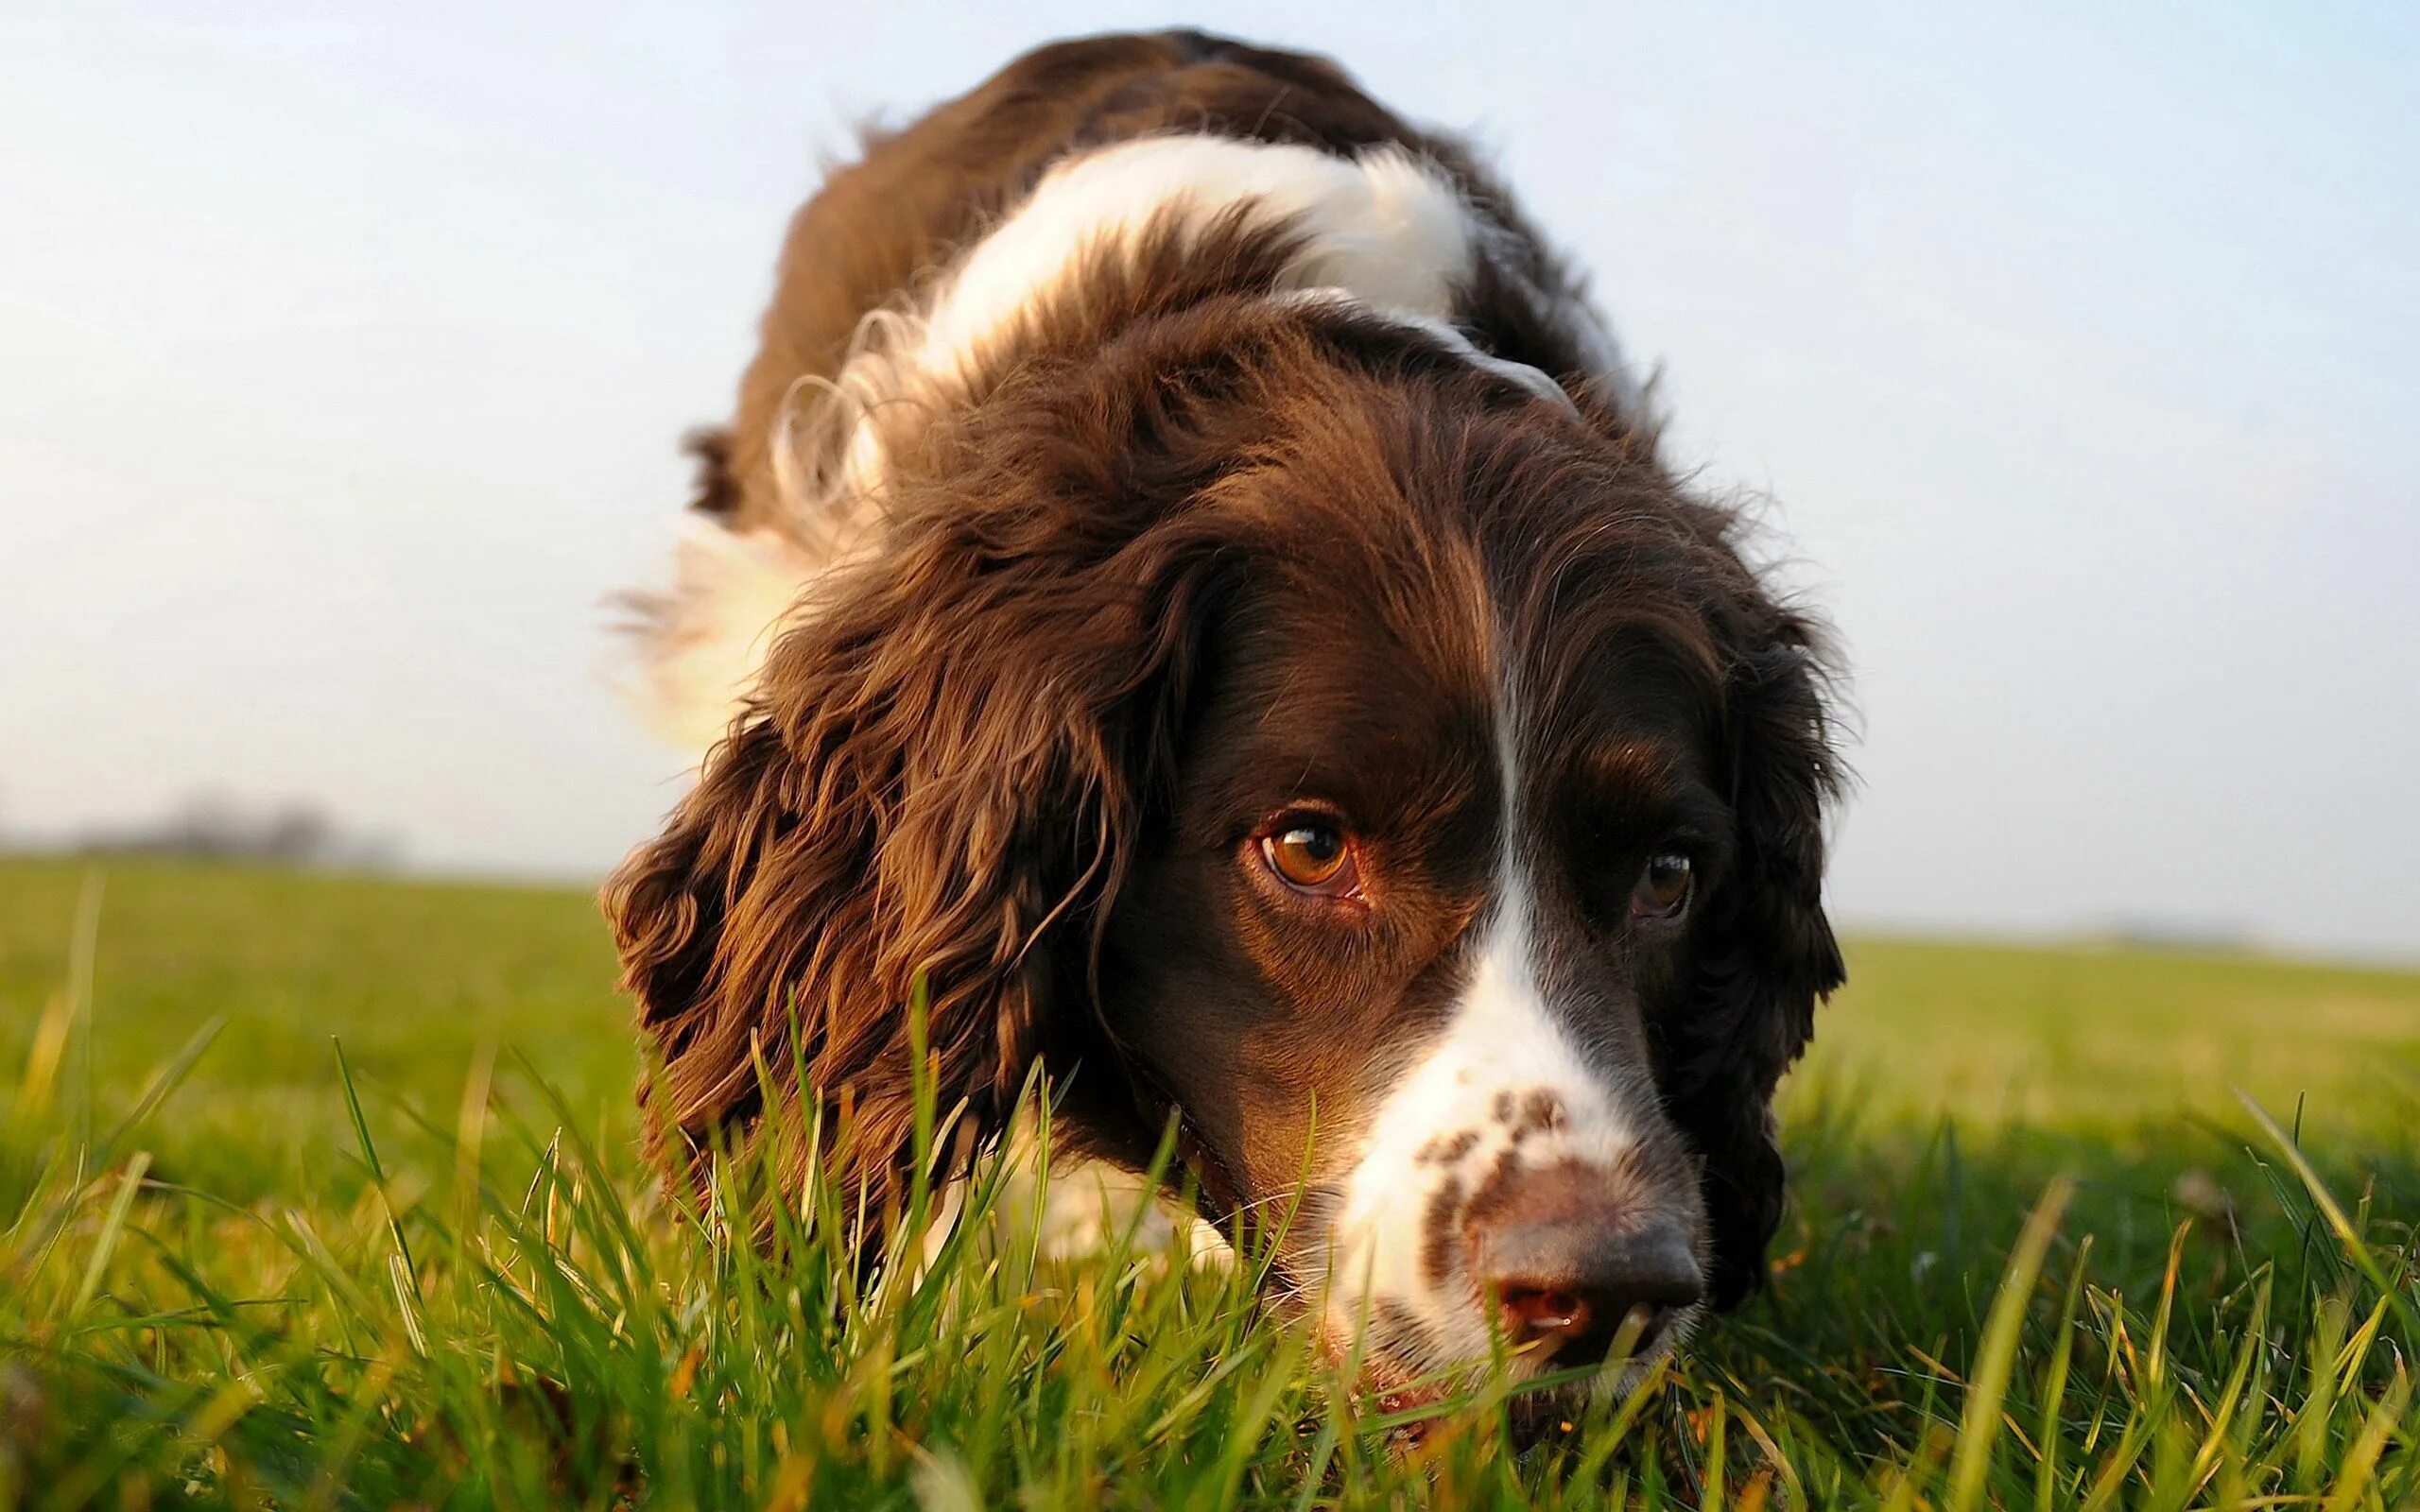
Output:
606,31,1841,1341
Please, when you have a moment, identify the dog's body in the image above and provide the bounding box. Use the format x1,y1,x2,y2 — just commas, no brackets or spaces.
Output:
610,31,1843,1402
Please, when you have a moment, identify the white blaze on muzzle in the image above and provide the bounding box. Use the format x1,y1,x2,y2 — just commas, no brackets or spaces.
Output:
1322,858,1653,1362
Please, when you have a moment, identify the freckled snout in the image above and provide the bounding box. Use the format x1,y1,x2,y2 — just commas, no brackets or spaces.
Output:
1470,1165,1705,1366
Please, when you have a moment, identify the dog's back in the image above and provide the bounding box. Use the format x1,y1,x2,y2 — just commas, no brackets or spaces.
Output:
697,31,1458,536
637,31,1629,747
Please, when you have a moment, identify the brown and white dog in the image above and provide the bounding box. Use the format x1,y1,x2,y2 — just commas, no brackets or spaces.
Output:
606,30,1844,1401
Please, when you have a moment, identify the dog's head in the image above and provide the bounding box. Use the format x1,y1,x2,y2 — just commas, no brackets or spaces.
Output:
605,299,1842,1393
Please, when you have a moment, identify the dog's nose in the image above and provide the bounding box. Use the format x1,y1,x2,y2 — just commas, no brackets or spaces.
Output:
1472,1177,1705,1365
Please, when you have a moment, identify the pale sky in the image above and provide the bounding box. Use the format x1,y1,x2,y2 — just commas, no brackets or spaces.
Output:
4,2,2415,958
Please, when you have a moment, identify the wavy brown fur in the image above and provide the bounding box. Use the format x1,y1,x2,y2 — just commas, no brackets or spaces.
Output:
606,30,1843,1362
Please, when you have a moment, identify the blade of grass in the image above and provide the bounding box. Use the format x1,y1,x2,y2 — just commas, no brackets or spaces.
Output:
90,1016,225,1175
2035,1232,2094,1512
2319,1365,2410,1512
69,1150,152,1315
67,868,105,1187
334,1038,416,1291
1946,1176,2073,1512
2238,1090,2420,1337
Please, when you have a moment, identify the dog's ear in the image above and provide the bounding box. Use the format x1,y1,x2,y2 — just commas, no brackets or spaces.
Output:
603,462,1228,1230
1666,605,1846,1308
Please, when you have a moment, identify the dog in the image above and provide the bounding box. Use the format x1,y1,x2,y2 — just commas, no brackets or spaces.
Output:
606,29,1844,1406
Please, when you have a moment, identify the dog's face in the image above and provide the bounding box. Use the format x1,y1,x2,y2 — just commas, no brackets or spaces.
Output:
606,306,1841,1401
1098,505,1726,1384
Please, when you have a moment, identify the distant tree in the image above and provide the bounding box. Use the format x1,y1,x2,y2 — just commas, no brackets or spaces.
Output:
60,792,400,868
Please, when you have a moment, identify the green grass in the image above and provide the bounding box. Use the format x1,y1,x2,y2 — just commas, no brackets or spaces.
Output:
1,855,2414,1508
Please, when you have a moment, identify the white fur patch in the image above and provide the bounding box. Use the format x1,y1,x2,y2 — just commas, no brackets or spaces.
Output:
1322,862,1646,1360
901,135,1480,391
633,524,824,749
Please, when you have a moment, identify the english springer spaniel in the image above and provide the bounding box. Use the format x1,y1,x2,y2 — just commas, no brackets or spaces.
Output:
607,30,1844,1404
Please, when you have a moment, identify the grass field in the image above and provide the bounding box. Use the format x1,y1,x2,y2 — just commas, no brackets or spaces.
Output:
2,856,2414,1508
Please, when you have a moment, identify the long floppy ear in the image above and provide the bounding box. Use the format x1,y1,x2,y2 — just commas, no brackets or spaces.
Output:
1666,604,1846,1308
602,465,1226,1231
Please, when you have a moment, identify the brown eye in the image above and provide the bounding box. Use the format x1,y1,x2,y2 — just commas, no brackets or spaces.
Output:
1631,851,1693,920
1260,822,1361,897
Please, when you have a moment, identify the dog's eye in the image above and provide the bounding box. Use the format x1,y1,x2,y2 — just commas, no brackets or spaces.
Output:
1260,822,1361,897
1630,851,1693,920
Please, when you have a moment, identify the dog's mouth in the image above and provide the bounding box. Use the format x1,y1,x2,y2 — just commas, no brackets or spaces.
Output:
1252,1216,1696,1445
1327,1317,1671,1451
1360,1356,1601,1452
1310,1289,1691,1453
